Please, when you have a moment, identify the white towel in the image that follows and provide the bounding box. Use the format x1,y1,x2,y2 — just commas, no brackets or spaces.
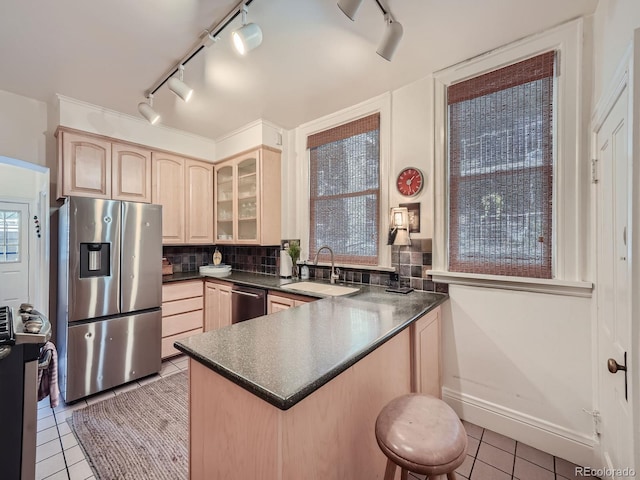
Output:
38,341,60,408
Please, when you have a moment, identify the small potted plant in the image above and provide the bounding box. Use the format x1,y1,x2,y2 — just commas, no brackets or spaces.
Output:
287,241,300,278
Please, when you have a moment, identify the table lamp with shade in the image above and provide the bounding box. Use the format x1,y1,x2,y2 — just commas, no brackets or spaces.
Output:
386,207,413,294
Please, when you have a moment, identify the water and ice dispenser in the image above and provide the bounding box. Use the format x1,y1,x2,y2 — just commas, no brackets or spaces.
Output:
79,243,110,278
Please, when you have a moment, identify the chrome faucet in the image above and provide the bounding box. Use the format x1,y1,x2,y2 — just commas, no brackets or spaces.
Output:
314,245,339,284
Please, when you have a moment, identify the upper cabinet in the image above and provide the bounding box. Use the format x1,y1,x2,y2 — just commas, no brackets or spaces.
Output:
185,160,214,244
58,130,112,199
112,143,152,203
214,146,281,245
151,152,214,245
152,152,185,244
57,128,152,202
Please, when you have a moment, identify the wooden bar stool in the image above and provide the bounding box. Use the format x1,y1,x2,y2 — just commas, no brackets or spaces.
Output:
375,394,467,480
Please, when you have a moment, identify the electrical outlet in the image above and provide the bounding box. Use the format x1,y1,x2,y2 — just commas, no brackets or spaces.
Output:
390,272,399,282
422,266,431,278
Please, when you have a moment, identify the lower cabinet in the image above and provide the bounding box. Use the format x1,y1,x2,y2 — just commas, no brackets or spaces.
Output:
267,291,315,314
410,305,441,398
204,279,232,331
161,280,204,359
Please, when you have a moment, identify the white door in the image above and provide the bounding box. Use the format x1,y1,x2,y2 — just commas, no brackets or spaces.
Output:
595,83,635,477
0,202,30,307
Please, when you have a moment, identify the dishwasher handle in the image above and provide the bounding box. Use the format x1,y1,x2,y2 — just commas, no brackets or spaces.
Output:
231,289,260,298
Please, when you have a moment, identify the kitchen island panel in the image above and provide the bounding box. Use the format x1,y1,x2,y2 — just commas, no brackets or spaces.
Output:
190,358,280,479
190,328,411,480
282,328,410,480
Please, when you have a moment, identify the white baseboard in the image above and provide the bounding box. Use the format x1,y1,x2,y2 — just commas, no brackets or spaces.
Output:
442,387,598,468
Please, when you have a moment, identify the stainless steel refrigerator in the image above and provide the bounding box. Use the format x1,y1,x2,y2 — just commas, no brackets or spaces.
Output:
57,197,162,402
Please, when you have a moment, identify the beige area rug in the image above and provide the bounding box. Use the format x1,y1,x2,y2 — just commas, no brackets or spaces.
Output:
68,371,188,480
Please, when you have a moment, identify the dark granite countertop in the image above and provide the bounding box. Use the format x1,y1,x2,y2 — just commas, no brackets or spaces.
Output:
175,279,447,410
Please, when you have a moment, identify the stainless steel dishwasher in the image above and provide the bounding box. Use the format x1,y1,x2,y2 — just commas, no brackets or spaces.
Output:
231,284,267,323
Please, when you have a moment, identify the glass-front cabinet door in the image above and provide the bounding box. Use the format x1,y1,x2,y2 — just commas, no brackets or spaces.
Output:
215,165,234,242
214,146,280,246
236,157,258,242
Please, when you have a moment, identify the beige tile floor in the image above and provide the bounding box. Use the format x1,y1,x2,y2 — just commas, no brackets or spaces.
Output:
36,355,597,480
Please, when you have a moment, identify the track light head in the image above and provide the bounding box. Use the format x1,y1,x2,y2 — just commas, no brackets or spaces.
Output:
337,0,364,21
232,4,262,55
138,95,160,125
168,77,193,102
232,23,263,55
376,15,403,61
168,66,193,102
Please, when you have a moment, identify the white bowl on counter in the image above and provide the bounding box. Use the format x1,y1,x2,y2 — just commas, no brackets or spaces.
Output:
199,264,232,277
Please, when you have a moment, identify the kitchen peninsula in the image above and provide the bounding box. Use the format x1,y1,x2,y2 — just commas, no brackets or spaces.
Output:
176,284,446,479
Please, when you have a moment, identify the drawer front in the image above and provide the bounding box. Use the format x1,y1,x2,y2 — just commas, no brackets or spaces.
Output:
162,296,204,317
161,327,202,359
162,280,203,302
162,310,203,337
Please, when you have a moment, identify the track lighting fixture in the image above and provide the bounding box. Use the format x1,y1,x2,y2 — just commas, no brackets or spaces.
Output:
138,94,160,125
203,31,218,48
376,14,403,61
338,0,403,61
232,4,263,55
168,65,193,102
337,0,364,21
139,0,262,125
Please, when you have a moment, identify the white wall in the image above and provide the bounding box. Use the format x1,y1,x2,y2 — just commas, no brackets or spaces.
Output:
57,95,217,162
390,77,433,240
0,90,48,167
442,286,595,466
214,119,284,161
593,0,640,102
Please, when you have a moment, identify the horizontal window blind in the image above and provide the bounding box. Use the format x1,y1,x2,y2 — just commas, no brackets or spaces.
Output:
308,113,380,266
447,51,555,278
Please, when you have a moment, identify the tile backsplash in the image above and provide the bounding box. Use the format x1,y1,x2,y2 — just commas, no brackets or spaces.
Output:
163,245,280,275
303,238,447,294
163,238,447,294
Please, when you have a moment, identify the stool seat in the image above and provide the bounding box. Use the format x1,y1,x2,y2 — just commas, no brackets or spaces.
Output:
376,394,467,477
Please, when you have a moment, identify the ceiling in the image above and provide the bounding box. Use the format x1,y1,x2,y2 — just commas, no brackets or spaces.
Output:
0,0,598,140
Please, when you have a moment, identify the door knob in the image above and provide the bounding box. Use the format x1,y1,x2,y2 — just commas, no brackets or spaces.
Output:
607,353,628,400
608,358,626,373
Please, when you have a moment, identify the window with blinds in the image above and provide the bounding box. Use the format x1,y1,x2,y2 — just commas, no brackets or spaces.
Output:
307,113,380,266
447,51,555,278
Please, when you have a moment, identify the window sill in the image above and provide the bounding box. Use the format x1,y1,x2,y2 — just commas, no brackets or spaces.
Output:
427,270,593,298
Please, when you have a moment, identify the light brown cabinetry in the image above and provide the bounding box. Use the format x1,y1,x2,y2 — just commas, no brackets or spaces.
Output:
57,129,152,202
162,281,204,359
185,160,214,244
58,130,112,199
410,305,441,398
111,143,152,202
152,153,214,245
266,292,315,314
204,279,232,332
214,146,281,245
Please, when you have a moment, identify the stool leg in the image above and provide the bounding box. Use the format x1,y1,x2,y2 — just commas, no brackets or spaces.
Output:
400,468,408,480
446,472,458,480
383,459,397,480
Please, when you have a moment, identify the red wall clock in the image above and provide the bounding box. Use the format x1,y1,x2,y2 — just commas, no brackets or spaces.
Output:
396,167,424,197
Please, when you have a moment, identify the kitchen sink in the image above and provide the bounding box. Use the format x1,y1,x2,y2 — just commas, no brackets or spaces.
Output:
281,281,359,296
